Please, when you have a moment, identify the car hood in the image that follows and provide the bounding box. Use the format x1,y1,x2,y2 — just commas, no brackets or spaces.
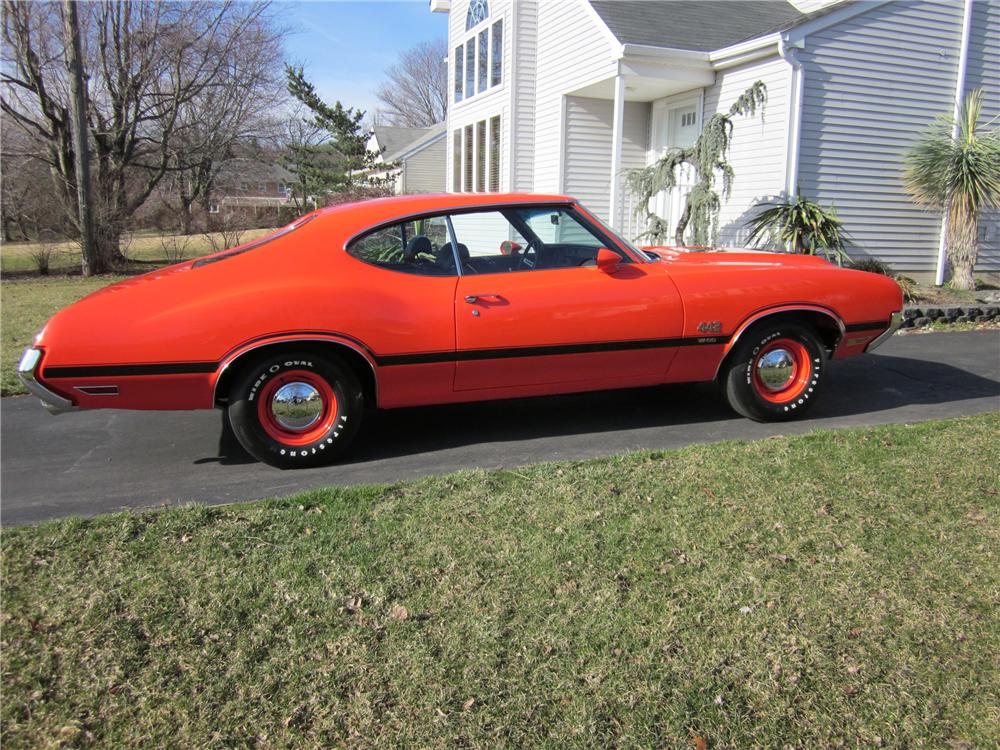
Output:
642,246,835,270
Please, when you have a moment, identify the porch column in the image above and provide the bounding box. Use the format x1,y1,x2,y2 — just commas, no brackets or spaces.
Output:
609,72,625,230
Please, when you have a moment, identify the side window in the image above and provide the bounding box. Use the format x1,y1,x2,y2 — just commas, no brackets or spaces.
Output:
347,215,455,276
449,207,624,274
448,211,530,275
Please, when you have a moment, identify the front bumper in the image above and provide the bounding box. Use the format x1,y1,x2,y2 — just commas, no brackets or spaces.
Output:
865,311,903,353
17,348,77,415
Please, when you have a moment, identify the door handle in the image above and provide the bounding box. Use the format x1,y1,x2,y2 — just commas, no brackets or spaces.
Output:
464,293,503,303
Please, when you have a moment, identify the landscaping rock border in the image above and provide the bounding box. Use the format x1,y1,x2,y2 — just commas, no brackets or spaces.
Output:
901,304,1000,329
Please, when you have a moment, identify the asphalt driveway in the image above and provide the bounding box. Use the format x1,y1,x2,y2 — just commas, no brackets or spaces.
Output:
2,330,998,525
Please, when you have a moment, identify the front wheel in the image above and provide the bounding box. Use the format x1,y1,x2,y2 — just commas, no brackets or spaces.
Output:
721,322,826,422
227,351,363,468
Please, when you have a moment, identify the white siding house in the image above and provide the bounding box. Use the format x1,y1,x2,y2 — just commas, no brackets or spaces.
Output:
367,124,447,194
434,0,999,279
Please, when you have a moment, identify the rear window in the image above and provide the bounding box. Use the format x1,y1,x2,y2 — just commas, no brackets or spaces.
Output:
346,215,456,276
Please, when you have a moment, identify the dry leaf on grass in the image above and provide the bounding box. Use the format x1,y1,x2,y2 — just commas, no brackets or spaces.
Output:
389,604,408,621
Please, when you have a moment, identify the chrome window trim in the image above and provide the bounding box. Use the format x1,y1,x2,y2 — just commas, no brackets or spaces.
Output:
342,201,575,251
444,214,463,276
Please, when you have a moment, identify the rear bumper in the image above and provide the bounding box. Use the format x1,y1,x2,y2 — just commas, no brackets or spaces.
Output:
17,348,77,415
865,311,903,353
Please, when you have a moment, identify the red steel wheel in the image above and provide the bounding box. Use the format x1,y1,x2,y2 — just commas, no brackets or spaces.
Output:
256,369,339,446
750,338,812,405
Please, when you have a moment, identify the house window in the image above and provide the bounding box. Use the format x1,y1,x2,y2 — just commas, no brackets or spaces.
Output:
208,203,220,214
239,182,250,192
463,124,473,192
466,0,488,30
477,28,488,93
259,181,268,192
491,20,502,87
464,43,475,98
455,116,501,193
453,129,462,192
489,116,500,192
475,120,486,192
455,10,502,105
680,112,697,127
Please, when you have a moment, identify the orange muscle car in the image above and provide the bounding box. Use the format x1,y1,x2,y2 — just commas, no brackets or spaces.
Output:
19,194,903,468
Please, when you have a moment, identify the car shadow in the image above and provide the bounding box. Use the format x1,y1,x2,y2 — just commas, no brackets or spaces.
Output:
199,351,1000,468
342,352,1000,466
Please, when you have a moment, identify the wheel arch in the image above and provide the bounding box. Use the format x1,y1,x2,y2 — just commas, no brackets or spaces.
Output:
213,336,379,409
715,306,844,380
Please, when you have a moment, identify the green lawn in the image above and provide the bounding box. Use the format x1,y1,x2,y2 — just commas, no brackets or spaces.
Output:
1,276,126,395
0,229,271,275
3,415,998,748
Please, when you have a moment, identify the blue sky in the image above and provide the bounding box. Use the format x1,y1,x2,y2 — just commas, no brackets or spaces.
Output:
282,0,449,119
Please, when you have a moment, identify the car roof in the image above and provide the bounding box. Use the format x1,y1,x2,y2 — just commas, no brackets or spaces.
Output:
316,192,576,227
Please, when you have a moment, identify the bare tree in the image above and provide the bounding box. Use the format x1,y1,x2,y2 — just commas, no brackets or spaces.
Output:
374,38,447,128
1,1,282,274
167,18,286,235
0,126,67,241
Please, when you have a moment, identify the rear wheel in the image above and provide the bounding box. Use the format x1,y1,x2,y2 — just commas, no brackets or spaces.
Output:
227,351,363,468
721,322,826,422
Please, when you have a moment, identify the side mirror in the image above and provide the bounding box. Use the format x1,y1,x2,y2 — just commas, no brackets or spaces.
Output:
596,247,621,273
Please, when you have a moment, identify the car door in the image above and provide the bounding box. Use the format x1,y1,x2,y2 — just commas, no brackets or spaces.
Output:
449,205,684,392
343,214,459,407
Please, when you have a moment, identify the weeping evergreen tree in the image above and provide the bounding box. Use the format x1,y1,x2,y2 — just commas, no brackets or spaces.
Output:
626,81,767,246
904,88,1000,290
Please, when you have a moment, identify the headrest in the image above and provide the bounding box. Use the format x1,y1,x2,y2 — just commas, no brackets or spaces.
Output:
404,235,433,262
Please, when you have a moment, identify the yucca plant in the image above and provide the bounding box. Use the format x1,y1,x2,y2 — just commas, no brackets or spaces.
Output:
744,193,851,265
904,88,1000,290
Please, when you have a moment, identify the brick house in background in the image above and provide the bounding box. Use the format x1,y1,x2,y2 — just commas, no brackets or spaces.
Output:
210,159,297,221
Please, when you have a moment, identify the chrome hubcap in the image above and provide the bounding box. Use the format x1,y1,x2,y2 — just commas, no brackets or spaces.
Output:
756,348,796,391
270,382,323,431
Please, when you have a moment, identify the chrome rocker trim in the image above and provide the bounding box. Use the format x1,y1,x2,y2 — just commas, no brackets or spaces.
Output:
865,311,903,353
17,348,78,415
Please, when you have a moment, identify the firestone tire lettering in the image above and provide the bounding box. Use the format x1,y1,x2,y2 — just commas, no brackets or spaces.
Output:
721,321,826,423
227,351,363,469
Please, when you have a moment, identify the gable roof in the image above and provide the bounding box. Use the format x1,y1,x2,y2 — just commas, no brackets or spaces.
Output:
371,125,431,157
588,0,806,51
384,122,446,162
216,158,294,185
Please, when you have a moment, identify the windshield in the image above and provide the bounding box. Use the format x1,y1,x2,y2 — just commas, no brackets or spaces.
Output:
574,205,650,262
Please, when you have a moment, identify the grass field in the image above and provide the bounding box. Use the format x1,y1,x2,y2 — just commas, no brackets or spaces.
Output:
0,229,271,275
3,415,998,748
1,276,127,395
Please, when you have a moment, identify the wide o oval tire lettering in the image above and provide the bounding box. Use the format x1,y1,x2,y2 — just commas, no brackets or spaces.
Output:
227,351,363,469
721,322,826,423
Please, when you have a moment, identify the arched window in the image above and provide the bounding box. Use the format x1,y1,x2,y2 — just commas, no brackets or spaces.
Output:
466,0,488,30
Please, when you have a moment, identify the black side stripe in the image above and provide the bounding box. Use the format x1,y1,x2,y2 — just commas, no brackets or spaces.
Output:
43,335,732,377
44,362,218,378
844,320,890,333
376,335,731,367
